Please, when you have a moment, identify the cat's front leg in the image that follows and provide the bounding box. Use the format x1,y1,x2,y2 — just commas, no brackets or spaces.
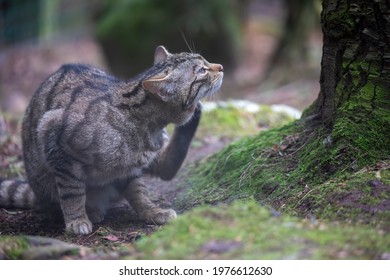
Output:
53,170,92,235
147,102,202,180
123,177,176,224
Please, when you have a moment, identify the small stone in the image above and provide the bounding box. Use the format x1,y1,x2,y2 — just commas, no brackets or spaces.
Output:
201,239,242,254
368,179,384,188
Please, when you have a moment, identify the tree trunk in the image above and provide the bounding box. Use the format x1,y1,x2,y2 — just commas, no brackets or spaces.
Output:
304,0,390,172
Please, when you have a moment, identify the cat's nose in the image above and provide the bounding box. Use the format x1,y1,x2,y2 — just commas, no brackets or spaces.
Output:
210,63,224,72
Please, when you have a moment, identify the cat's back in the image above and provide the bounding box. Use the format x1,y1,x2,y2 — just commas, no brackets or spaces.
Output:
22,64,123,163
23,63,121,137
27,64,117,114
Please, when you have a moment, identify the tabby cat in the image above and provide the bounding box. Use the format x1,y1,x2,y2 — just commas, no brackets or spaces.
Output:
0,46,223,235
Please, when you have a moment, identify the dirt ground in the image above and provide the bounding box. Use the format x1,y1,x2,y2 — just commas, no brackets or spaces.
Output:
0,137,231,253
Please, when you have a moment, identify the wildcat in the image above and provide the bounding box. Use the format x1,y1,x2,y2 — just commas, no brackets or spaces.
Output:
0,46,223,235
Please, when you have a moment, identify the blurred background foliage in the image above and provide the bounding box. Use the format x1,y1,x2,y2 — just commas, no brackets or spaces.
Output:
0,0,322,115
0,0,90,45
1,0,248,77
94,0,248,77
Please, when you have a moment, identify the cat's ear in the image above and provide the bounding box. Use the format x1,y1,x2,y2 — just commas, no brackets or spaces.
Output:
142,74,174,102
154,46,170,64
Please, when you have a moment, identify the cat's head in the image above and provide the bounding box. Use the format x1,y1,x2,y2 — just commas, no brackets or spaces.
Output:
142,46,223,110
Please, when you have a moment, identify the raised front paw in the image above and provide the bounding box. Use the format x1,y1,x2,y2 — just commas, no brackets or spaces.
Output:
140,208,177,225
177,103,202,135
194,101,202,116
65,218,93,235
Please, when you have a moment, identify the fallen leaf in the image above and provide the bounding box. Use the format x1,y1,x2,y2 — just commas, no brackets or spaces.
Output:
103,235,119,242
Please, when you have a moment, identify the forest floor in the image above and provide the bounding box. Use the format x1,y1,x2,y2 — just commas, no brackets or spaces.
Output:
3,12,389,260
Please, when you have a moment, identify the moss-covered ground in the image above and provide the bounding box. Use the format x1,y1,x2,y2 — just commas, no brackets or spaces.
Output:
140,104,390,259
0,236,30,259
135,200,390,259
175,111,390,233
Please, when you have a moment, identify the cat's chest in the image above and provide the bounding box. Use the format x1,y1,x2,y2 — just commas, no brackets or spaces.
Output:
86,129,167,182
127,130,167,167
111,133,165,168
86,147,158,186
135,150,158,166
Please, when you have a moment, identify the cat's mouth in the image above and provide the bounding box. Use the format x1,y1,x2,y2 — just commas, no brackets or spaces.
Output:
183,68,223,111
190,74,222,107
212,73,223,88
209,72,224,94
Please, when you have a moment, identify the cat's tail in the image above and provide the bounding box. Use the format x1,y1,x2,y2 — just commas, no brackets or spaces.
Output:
0,178,36,208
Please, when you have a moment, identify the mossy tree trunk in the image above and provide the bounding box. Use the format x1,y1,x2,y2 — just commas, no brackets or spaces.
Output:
302,0,390,173
313,0,390,125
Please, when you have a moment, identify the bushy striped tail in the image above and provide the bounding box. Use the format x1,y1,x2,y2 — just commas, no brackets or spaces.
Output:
0,178,36,208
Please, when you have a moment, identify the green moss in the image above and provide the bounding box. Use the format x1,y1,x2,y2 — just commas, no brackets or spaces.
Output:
177,112,390,231
323,1,360,38
137,200,390,259
291,170,390,230
0,236,87,260
333,111,389,163
176,122,298,210
195,104,296,139
198,105,259,139
301,97,319,117
0,236,29,259
324,48,390,172
167,103,296,141
289,85,390,184
293,124,387,187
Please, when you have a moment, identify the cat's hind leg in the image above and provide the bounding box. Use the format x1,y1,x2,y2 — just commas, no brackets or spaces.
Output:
38,109,92,235
85,187,117,223
122,178,176,225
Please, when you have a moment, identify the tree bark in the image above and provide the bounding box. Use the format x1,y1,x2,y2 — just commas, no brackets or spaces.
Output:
311,0,390,128
302,0,390,173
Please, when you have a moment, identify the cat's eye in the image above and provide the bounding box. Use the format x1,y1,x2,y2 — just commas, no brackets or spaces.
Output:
197,67,208,75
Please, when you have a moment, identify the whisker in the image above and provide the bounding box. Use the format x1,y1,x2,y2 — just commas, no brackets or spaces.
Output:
192,41,197,54
181,32,193,53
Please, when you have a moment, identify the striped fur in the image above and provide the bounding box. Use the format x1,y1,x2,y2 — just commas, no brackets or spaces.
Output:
0,46,223,235
0,179,35,208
